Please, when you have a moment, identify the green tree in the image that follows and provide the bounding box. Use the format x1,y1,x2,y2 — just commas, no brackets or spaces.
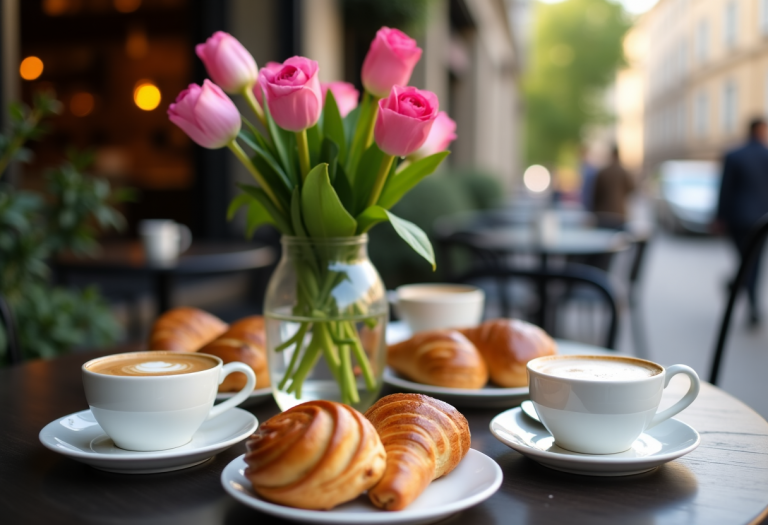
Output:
524,0,631,166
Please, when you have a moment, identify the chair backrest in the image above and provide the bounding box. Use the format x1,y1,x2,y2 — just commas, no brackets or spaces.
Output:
0,295,22,365
709,213,768,385
452,263,620,349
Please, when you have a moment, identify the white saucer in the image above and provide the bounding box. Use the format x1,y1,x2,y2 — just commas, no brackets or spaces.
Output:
39,408,258,474
383,335,613,408
216,386,273,405
221,449,503,525
490,407,700,476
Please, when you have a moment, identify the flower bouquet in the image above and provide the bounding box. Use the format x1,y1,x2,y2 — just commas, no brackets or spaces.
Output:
168,28,456,410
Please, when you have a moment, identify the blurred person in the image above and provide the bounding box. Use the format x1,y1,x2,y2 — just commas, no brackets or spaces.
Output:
580,145,598,211
591,145,636,229
716,118,768,326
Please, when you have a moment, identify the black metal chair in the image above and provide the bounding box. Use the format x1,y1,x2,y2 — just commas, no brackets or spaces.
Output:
0,295,22,365
709,213,768,385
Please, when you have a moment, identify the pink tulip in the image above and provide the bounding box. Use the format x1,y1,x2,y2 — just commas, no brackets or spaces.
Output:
253,61,282,106
361,27,422,98
259,56,322,132
374,86,438,157
168,80,241,149
321,81,359,118
410,111,457,159
196,32,258,94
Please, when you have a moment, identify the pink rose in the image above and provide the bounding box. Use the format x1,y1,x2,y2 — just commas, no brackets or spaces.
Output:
321,81,359,118
361,27,422,98
259,56,322,132
253,61,282,106
374,86,438,157
195,31,258,94
410,111,457,159
167,79,241,149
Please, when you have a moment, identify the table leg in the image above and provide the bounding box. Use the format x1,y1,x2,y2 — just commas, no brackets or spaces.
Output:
535,253,548,329
156,271,173,314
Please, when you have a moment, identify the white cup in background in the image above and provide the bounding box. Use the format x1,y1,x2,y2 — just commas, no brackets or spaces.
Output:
393,283,485,333
82,351,256,451
527,355,700,455
139,219,192,264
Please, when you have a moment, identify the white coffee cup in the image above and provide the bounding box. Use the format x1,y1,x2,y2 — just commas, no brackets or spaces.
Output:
527,355,700,455
82,351,256,451
393,283,485,333
139,219,192,264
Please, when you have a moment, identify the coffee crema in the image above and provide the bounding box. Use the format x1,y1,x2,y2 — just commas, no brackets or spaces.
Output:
534,357,662,381
87,353,216,377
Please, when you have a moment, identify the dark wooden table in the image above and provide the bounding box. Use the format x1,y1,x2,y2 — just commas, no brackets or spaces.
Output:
54,240,277,313
2,350,768,524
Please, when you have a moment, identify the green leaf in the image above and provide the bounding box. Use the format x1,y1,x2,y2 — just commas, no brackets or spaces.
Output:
319,138,339,182
227,193,251,221
355,205,388,234
377,151,450,209
323,91,347,165
263,102,299,186
333,164,355,212
237,183,293,235
352,143,386,216
306,123,322,167
290,188,308,237
245,200,274,238
385,209,436,269
300,164,357,238
343,105,361,152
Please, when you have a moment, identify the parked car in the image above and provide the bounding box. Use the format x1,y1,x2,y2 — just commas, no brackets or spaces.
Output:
655,160,720,234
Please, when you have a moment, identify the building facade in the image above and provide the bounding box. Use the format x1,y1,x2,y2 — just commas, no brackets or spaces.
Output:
626,0,768,173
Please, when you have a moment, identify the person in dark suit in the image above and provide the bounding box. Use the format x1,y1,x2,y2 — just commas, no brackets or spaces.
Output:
717,118,768,325
592,145,636,230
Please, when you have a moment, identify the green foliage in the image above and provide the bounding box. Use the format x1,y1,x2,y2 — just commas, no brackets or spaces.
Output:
524,0,630,165
0,95,128,363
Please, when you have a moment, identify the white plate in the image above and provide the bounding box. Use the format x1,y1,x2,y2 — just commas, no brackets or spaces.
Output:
383,334,614,407
490,407,701,476
221,449,503,525
216,386,273,404
39,408,258,474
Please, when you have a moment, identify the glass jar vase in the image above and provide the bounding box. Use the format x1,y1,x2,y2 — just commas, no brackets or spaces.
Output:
264,235,388,412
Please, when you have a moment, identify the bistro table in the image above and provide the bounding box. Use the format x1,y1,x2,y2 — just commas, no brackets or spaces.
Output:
54,240,277,314
2,347,768,525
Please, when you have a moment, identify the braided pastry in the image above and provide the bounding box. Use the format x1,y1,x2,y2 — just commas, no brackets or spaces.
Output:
387,330,488,389
364,393,470,510
148,307,227,353
198,315,269,391
244,400,386,510
459,318,557,387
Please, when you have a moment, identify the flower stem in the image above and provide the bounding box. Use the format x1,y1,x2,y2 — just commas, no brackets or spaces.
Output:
295,129,311,182
346,321,377,391
242,86,267,128
227,140,285,214
367,154,395,208
346,91,380,180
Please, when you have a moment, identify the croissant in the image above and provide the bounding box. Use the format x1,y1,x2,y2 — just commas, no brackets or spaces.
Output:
244,400,386,510
364,393,470,511
459,318,557,387
148,307,228,353
198,315,269,391
387,330,488,389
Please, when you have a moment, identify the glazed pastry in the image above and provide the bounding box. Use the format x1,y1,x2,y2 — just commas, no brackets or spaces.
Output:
365,393,470,511
387,330,488,389
198,315,269,391
148,307,228,353
244,400,386,510
459,318,557,387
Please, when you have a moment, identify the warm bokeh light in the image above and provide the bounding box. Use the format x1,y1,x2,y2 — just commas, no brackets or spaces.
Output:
42,0,69,16
70,92,95,117
523,165,551,193
126,26,149,59
134,82,161,111
114,0,141,13
20,56,44,81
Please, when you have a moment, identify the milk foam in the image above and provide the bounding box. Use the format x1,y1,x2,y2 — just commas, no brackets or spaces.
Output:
539,358,660,381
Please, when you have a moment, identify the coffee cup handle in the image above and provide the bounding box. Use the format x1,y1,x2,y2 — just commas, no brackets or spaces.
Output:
647,364,700,429
178,224,193,254
206,362,256,421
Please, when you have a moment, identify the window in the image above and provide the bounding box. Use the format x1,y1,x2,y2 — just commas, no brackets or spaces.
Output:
724,1,738,49
695,91,709,137
722,80,738,134
696,19,710,64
